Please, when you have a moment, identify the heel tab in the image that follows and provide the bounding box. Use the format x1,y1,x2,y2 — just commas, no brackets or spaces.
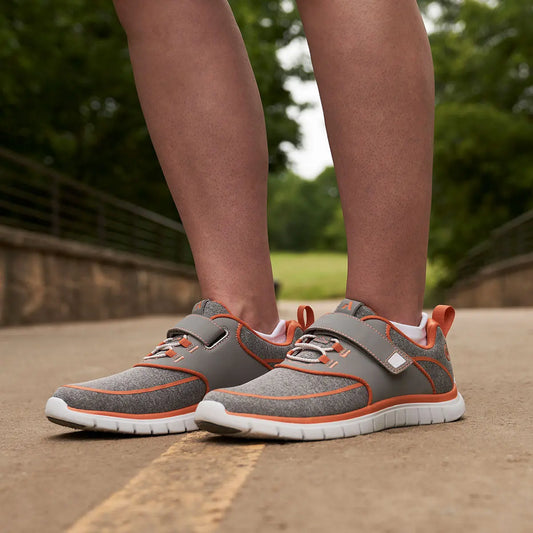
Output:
297,305,315,330
432,305,455,337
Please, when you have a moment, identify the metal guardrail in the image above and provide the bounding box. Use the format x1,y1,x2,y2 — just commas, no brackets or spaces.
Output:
0,147,192,264
456,209,533,280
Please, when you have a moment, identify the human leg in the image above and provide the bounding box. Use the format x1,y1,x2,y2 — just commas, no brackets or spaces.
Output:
45,0,309,434
297,0,434,325
113,0,278,333
195,1,465,440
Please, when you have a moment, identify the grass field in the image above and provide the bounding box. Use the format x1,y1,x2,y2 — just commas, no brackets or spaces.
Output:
271,252,347,300
270,251,448,305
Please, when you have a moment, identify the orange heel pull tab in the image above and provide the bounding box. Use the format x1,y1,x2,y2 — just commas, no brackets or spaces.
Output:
297,305,315,330
432,305,455,337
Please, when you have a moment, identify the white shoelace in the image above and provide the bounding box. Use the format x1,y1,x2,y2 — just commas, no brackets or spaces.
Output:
286,334,341,363
143,335,189,360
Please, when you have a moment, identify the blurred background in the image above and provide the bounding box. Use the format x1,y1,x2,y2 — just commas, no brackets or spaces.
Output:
0,0,532,326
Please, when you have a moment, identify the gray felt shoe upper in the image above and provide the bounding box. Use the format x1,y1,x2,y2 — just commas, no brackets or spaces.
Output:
204,299,458,418
52,300,303,415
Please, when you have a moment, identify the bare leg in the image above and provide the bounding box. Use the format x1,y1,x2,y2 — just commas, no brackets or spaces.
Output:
113,0,278,332
296,0,434,324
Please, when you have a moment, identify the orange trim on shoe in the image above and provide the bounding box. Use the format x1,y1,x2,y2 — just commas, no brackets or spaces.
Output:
134,363,210,392
366,306,455,348
411,360,436,394
63,376,199,396
364,317,438,350
66,403,198,419
215,382,363,401
276,363,373,404
432,305,455,337
236,323,275,370
412,356,454,384
224,385,459,424
209,313,302,347
297,305,315,330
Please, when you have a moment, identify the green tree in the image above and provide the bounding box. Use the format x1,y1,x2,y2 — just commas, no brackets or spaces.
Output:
0,0,173,213
267,166,346,252
426,0,533,271
431,103,533,262
0,0,307,216
268,171,313,250
311,167,346,252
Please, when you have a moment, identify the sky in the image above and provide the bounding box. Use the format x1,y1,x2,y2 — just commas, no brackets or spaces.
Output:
277,39,331,180
277,11,438,180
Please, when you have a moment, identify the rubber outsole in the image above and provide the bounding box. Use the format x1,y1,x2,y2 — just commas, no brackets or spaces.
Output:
45,397,198,435
194,393,466,441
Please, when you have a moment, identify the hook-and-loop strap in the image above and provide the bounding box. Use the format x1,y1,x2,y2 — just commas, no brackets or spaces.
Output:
167,314,226,346
307,313,413,374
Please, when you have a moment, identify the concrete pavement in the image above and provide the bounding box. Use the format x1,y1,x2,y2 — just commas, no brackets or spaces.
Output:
1,302,532,532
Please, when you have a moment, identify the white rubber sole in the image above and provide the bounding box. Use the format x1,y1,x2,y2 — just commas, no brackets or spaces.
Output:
45,397,198,435
194,393,466,441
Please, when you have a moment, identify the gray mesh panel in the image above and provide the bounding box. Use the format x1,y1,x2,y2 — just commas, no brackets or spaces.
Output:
416,360,454,394
222,367,356,396
354,305,377,319
238,327,299,363
206,382,368,418
192,300,230,318
73,367,192,391
389,328,454,380
54,378,206,414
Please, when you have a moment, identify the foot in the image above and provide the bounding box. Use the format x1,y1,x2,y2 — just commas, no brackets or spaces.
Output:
195,299,465,440
45,299,304,435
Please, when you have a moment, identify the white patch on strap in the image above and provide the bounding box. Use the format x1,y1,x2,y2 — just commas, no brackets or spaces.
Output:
388,352,406,369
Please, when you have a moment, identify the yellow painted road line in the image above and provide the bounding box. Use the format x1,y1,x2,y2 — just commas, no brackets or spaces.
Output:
68,432,265,533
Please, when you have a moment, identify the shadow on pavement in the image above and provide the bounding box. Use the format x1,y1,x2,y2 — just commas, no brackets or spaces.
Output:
45,430,155,441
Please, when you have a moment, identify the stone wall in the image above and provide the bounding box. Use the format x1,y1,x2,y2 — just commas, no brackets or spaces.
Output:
447,253,533,308
0,225,200,326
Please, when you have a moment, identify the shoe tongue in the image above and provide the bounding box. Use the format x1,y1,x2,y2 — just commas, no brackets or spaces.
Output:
335,298,376,319
191,299,230,318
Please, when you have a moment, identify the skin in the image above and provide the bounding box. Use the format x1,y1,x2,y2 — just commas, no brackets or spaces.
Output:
113,0,434,329
295,0,434,325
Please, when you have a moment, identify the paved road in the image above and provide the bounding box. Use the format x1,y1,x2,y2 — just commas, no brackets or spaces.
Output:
1,303,532,532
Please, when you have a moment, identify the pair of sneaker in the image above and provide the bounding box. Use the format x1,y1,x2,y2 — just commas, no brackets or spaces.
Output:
45,298,465,440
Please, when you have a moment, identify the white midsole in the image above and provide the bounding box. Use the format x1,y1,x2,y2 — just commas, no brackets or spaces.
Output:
45,397,198,435
194,393,466,441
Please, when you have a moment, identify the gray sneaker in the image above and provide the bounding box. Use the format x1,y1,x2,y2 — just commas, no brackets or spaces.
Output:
45,300,304,435
195,299,465,440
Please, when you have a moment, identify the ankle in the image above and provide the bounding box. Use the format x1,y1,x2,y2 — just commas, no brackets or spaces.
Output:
203,294,279,333
346,293,423,325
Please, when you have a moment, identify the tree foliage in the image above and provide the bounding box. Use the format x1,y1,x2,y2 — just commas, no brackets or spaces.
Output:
0,0,306,217
269,0,533,267
268,166,346,252
1,0,531,274
428,0,533,269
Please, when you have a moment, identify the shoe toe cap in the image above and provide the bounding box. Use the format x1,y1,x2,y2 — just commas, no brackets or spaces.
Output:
52,385,115,412
51,367,206,414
